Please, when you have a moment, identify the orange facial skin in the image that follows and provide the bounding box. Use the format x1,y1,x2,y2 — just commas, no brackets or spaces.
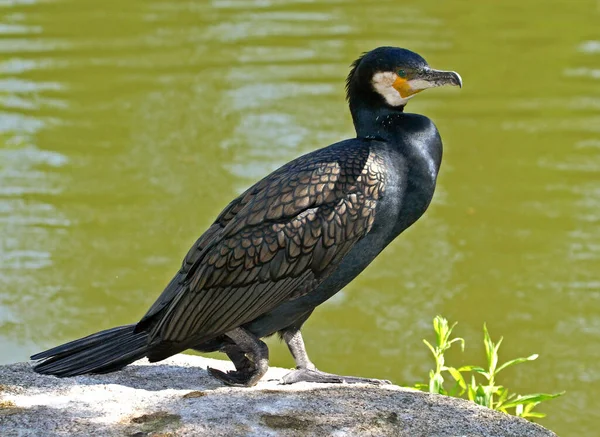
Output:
392,75,422,98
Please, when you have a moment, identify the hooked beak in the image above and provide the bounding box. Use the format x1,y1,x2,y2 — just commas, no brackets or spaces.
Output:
418,68,462,88
393,68,462,98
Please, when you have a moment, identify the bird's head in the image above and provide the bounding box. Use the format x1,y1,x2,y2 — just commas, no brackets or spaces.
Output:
346,46,462,110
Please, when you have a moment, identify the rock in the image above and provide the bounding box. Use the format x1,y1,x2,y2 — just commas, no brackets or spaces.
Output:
0,355,555,437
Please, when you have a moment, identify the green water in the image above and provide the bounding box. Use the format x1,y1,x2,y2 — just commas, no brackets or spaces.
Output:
1,0,598,434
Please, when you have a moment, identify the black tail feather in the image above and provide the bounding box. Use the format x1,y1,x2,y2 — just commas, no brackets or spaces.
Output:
31,324,148,377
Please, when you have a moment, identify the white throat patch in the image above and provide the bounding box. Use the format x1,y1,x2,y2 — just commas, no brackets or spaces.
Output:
371,72,413,107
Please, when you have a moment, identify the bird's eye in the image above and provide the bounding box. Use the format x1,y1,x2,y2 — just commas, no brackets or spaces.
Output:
397,69,407,78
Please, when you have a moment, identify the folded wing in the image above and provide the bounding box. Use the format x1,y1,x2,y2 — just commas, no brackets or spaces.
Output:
138,141,386,352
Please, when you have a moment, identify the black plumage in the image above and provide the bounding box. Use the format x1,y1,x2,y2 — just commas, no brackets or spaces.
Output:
31,46,461,386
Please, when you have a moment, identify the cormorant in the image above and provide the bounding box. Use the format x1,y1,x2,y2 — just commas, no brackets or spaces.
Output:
31,47,461,386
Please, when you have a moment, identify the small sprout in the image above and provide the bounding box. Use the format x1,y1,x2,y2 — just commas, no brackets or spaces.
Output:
414,315,563,421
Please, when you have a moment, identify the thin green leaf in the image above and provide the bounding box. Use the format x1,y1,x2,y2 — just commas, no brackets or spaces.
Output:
483,324,498,373
495,386,509,409
522,411,546,419
471,368,491,380
444,366,467,393
423,339,437,358
490,336,502,378
446,321,458,343
501,392,565,409
496,355,538,374
500,392,517,405
458,365,485,373
467,376,477,402
448,337,466,352
495,336,504,352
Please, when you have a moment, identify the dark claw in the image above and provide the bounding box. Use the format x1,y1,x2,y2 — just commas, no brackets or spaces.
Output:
207,365,264,387
207,366,250,387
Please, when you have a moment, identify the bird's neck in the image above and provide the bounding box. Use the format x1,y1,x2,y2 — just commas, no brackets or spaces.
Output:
349,101,405,140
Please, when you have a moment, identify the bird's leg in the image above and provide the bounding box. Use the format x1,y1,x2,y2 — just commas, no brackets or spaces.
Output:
222,344,254,374
282,327,316,371
280,328,390,385
207,327,269,387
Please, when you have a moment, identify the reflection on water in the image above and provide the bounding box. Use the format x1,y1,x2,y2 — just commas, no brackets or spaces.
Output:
1,0,598,435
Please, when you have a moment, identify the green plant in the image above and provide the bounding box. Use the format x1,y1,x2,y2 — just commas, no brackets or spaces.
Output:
415,315,564,420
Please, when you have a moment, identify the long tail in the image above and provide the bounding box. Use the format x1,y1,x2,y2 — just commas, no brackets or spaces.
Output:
30,324,148,377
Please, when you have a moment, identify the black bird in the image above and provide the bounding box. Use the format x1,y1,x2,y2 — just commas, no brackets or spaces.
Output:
31,47,461,386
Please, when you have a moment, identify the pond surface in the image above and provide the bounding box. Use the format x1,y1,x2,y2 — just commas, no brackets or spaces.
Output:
1,0,598,435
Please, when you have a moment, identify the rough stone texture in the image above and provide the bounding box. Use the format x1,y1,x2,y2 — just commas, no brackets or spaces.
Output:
0,355,555,437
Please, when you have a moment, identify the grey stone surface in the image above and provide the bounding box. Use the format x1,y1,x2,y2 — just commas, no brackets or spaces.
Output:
0,355,556,436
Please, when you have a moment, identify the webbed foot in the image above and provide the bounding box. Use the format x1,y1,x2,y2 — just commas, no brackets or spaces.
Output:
281,368,391,385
